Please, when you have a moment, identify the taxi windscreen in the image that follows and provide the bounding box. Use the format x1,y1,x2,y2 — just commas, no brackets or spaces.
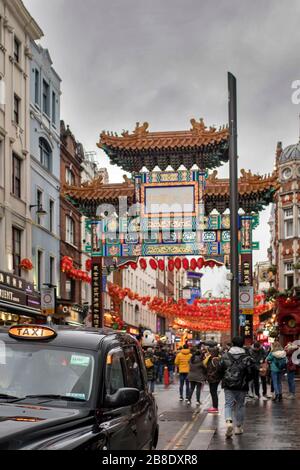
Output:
0,341,95,402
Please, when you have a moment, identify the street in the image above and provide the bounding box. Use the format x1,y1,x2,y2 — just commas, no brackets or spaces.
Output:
155,378,300,450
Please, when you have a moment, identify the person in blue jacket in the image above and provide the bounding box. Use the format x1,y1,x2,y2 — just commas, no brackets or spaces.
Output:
266,341,287,402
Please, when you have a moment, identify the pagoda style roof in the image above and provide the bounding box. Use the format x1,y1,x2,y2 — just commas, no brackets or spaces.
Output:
205,169,280,213
62,175,135,217
63,169,279,217
98,118,229,172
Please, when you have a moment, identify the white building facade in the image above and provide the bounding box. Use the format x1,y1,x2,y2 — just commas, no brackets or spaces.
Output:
122,266,157,333
0,0,43,320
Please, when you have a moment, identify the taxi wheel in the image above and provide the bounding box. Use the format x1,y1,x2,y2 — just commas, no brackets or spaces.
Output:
149,428,159,450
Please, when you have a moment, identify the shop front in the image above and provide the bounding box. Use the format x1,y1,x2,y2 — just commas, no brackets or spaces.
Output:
0,270,42,325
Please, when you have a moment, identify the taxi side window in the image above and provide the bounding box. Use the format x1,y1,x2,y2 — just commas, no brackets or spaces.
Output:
123,346,143,391
105,349,125,395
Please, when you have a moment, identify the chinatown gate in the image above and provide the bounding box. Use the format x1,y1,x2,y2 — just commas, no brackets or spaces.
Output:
64,118,278,339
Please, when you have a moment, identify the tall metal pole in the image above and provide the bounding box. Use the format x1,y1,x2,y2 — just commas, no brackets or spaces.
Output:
228,72,239,338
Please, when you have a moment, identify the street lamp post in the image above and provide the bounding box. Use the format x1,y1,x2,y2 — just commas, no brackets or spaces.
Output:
228,72,239,338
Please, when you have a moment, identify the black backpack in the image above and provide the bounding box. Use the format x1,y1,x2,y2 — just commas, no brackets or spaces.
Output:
223,353,250,390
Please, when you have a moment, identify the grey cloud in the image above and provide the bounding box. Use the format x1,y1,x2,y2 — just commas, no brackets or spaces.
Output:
23,0,300,263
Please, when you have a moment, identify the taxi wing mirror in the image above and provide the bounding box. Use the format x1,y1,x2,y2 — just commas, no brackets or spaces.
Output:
104,387,140,408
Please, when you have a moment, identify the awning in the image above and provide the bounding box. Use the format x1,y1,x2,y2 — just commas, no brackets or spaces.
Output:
0,300,43,317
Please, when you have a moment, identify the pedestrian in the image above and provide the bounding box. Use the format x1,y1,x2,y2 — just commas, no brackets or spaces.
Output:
204,347,222,413
249,341,269,400
284,342,299,399
187,348,206,405
219,336,255,438
144,347,156,393
175,344,192,402
167,348,175,383
266,341,287,402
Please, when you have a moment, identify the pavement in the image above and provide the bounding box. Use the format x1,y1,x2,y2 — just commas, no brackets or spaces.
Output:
155,375,300,450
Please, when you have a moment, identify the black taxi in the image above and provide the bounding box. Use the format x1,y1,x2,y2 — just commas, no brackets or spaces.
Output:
0,324,159,450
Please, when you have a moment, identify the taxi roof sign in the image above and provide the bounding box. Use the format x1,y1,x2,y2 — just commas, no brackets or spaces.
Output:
8,325,57,340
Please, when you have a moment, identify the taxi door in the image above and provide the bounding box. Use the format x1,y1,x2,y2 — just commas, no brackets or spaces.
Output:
122,345,155,449
101,347,138,450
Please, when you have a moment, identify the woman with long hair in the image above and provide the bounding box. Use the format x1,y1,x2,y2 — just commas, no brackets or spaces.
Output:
187,348,206,405
266,341,287,402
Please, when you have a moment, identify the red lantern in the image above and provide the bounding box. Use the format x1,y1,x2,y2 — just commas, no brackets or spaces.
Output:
139,258,147,270
168,259,175,271
209,260,215,268
197,257,204,269
158,259,165,271
130,262,137,270
190,258,197,270
149,259,158,270
175,258,181,270
85,259,92,272
182,258,189,270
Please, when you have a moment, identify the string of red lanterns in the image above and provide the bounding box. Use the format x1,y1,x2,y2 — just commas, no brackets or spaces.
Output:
61,256,91,283
135,257,224,272
107,282,272,331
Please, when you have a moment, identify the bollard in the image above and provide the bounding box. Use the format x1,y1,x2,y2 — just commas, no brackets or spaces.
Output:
163,366,169,387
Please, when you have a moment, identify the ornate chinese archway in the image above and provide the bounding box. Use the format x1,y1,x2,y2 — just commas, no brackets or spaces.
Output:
63,118,278,332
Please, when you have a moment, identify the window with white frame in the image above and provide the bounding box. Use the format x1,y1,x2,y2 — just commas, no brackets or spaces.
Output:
284,207,294,238
66,215,75,245
284,262,294,290
65,167,75,185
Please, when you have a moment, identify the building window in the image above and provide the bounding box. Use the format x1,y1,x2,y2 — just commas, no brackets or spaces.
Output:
13,94,20,124
65,279,72,300
284,262,294,290
12,153,21,198
12,227,21,277
37,250,43,291
65,167,75,185
49,199,54,233
14,36,20,63
49,256,55,285
39,138,52,171
284,207,294,239
52,91,56,125
66,215,75,245
42,80,50,116
34,69,40,106
36,189,43,225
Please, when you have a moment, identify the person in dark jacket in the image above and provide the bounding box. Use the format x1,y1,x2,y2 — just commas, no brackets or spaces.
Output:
219,336,255,438
204,347,222,413
284,342,299,399
187,349,206,405
144,348,157,393
249,342,268,400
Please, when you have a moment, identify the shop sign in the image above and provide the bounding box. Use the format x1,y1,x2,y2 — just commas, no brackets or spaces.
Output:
0,286,26,306
27,295,41,309
0,270,34,294
91,258,102,328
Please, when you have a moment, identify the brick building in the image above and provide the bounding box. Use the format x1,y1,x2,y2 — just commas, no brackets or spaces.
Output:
58,121,84,320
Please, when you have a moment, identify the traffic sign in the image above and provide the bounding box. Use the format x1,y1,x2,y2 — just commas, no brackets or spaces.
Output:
41,288,56,316
239,286,254,314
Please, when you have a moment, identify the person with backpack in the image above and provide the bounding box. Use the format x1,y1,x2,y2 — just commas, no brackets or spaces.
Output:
266,341,287,402
219,336,255,438
144,347,157,393
187,348,206,405
175,344,192,401
204,347,222,413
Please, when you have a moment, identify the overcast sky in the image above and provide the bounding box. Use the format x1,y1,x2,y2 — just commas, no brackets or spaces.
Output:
23,0,300,274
